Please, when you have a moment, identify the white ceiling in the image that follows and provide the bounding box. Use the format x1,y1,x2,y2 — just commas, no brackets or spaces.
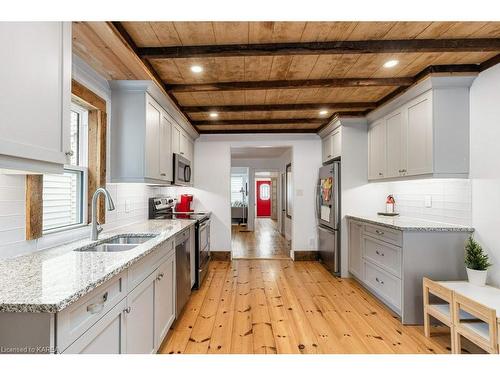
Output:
231,146,290,159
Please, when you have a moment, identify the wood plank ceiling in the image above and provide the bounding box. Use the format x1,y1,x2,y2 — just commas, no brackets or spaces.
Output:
73,22,500,133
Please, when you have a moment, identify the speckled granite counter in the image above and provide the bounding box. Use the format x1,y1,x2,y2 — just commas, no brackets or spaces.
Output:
0,220,195,313
345,214,474,232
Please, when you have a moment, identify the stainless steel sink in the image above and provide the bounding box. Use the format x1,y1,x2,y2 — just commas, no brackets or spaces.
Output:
74,235,157,252
103,235,157,245
76,243,138,252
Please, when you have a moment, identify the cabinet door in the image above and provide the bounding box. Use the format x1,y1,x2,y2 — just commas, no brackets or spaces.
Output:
406,92,433,176
187,138,195,163
331,128,341,159
125,272,156,354
180,132,190,158
171,125,181,154
0,22,71,166
348,221,363,279
62,299,127,354
145,97,161,180
159,113,173,181
368,120,386,180
385,110,405,178
322,136,332,163
154,254,176,348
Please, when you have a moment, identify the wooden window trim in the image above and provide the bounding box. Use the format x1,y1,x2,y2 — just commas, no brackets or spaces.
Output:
26,80,108,240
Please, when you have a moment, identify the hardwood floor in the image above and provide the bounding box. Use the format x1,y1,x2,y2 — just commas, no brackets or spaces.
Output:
232,218,290,259
159,259,472,354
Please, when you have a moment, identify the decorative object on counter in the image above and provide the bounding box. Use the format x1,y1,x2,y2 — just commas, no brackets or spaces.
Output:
464,236,492,286
386,194,395,214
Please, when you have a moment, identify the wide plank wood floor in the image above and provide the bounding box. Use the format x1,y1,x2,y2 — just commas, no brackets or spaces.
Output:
232,218,290,259
159,259,479,354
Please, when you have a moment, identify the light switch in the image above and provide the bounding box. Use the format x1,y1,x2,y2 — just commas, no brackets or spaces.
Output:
424,195,432,208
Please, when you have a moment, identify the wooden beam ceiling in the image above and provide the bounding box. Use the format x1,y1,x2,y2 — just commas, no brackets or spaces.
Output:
192,118,326,126
138,39,500,59
166,77,414,92
182,102,376,113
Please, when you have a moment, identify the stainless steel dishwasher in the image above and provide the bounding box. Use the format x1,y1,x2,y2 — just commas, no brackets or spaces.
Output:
175,229,191,318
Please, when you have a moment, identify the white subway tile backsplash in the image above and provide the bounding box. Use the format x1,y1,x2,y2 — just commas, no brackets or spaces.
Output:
387,179,472,226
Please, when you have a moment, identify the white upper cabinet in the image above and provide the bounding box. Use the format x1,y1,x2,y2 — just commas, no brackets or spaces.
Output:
368,119,386,180
367,76,474,181
110,81,197,184
321,126,341,163
0,22,71,174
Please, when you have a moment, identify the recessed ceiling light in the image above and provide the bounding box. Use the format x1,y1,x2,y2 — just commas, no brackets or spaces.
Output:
319,110,328,116
383,60,399,68
209,112,218,118
191,65,203,73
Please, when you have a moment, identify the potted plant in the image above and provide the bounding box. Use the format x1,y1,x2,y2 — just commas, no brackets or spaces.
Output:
464,236,492,286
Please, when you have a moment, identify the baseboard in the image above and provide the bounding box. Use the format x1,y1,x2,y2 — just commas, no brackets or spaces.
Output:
211,251,231,261
293,251,319,261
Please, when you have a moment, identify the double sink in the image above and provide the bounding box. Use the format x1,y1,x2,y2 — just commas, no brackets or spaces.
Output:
74,235,158,253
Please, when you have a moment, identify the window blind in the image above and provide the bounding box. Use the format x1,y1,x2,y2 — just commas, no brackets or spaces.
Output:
231,175,245,205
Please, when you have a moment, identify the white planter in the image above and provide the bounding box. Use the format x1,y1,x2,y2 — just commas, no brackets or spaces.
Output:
466,268,488,286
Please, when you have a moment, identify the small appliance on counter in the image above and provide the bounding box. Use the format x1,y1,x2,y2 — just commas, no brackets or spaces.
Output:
176,194,194,213
149,196,211,289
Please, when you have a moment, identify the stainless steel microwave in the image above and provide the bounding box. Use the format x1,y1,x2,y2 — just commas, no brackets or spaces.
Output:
173,153,192,186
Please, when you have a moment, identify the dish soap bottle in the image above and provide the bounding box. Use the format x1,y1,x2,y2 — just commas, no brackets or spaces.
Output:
386,195,395,214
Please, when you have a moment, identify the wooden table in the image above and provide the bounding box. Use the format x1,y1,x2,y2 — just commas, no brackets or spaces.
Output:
438,281,500,353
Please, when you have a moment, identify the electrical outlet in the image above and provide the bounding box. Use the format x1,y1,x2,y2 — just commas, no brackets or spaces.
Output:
125,199,131,213
424,195,432,208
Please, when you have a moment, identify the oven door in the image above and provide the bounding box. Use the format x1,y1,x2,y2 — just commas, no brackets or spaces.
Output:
173,153,192,186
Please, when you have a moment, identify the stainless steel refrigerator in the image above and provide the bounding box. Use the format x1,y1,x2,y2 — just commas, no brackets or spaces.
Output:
316,161,340,275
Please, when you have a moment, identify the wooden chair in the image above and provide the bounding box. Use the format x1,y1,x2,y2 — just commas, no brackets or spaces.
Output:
423,278,457,350
452,292,499,354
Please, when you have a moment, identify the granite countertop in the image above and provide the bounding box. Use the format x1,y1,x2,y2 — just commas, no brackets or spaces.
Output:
345,214,474,232
0,219,195,313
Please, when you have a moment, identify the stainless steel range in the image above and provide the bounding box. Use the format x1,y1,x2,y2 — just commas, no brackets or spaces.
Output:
148,197,211,289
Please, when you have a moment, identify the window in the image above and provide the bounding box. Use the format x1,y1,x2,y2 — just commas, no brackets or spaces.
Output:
259,183,270,200
42,103,88,232
231,175,246,206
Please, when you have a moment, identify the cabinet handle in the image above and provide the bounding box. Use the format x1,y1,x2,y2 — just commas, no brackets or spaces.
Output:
160,173,166,176
180,152,184,155
375,277,385,285
378,172,383,176
156,273,164,281
375,229,385,235
375,250,385,257
86,292,108,314
123,307,131,314
65,150,74,157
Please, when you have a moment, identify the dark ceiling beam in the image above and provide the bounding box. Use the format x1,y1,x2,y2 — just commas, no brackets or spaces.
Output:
479,53,500,72
193,118,325,126
182,102,376,113
197,128,318,134
138,39,500,59
167,77,414,93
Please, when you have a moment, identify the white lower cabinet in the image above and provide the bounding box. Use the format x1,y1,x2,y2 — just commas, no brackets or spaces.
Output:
63,299,127,354
59,238,179,354
154,253,176,348
125,272,156,354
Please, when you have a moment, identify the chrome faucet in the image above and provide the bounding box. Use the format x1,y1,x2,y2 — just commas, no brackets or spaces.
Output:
90,187,116,241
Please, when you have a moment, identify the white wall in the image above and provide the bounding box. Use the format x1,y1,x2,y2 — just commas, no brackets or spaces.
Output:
470,62,500,287
0,55,158,259
191,134,322,256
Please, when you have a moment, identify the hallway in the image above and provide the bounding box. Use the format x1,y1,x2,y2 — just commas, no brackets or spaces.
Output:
232,218,290,259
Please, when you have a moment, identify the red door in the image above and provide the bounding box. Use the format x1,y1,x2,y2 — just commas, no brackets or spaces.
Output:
256,180,271,217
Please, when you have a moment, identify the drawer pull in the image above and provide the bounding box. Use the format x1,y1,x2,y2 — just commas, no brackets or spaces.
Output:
375,229,385,235
123,307,131,314
86,292,108,314
375,250,385,257
375,277,384,285
156,273,164,281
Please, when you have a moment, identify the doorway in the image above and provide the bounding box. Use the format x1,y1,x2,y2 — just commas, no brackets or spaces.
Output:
256,179,271,217
230,147,292,259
